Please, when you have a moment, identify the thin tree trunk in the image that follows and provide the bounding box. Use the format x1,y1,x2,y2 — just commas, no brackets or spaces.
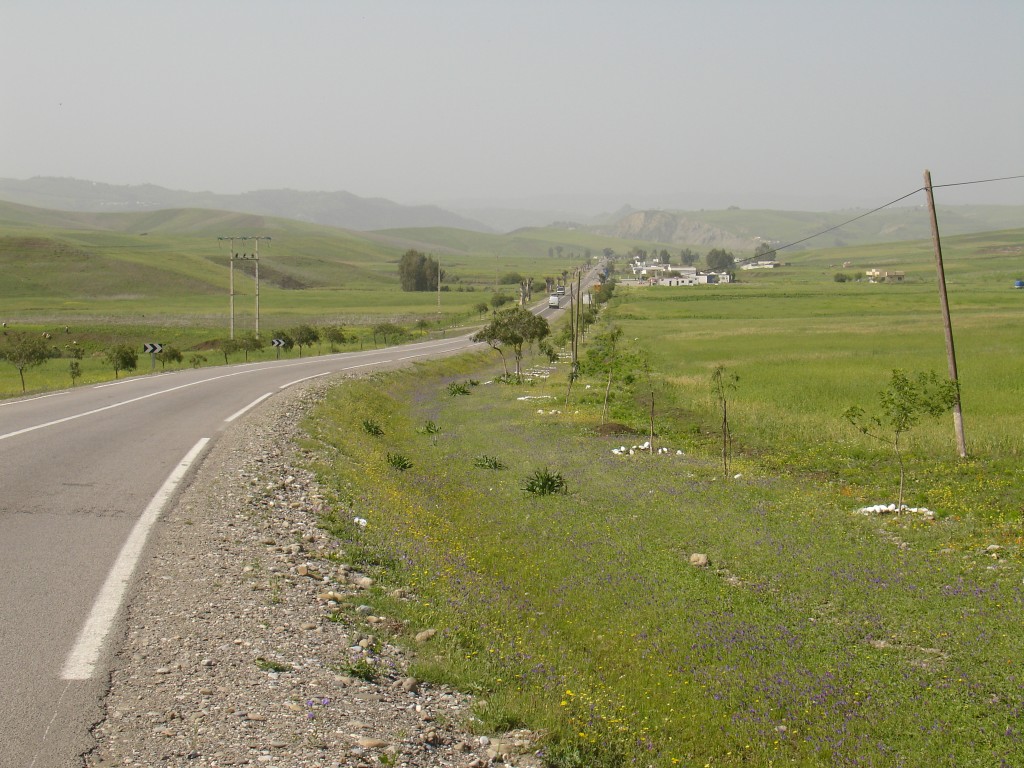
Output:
722,398,730,475
602,370,612,424
649,391,655,453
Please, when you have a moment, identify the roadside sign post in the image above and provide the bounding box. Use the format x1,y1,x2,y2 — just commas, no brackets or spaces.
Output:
143,343,163,372
271,338,285,360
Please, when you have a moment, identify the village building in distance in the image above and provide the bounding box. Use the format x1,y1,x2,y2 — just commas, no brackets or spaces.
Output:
865,268,906,283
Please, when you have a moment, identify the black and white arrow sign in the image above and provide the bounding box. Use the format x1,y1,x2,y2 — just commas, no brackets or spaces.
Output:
142,343,163,354
271,339,285,347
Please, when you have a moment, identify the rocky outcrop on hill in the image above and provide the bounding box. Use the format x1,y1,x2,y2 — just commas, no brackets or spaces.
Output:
599,210,757,251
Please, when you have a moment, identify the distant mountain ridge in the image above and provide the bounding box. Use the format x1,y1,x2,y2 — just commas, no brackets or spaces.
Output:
0,177,494,234
0,177,1020,252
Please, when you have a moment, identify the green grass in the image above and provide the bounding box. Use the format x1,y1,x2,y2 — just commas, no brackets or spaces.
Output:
301,229,1024,766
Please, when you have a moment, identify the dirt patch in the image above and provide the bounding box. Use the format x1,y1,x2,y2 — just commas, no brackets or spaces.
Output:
593,421,643,436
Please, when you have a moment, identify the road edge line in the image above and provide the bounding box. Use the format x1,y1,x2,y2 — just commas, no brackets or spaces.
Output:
60,437,211,681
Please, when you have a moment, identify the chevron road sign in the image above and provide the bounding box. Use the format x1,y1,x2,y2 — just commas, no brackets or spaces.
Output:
271,339,285,347
142,343,163,354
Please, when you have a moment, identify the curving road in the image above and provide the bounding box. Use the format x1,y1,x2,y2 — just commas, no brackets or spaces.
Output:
0,334,480,768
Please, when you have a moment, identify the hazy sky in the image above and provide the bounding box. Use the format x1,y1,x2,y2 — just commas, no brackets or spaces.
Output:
3,1,1022,211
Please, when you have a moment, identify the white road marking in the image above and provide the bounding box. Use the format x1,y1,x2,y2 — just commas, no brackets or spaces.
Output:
1,339,471,442
278,371,332,389
0,366,282,442
61,438,210,680
0,391,68,408
224,393,273,422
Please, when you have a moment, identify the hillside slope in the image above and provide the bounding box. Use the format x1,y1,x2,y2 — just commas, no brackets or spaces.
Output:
0,177,493,233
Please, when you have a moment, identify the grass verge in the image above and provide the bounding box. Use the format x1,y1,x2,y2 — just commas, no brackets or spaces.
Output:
303,348,1024,767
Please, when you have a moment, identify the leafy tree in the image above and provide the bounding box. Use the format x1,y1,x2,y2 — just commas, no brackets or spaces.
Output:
658,249,672,264
237,334,263,361
472,306,549,381
679,248,699,266
69,359,82,386
592,278,616,304
473,301,490,318
844,370,959,510
372,322,405,346
490,292,512,309
472,322,509,375
581,325,623,423
323,326,347,352
189,353,207,368
105,344,138,379
218,337,241,364
156,345,184,369
705,248,735,272
754,242,776,260
0,332,51,392
397,249,443,291
290,324,319,357
500,271,525,285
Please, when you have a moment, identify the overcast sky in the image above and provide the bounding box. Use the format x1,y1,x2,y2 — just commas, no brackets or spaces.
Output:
3,1,1022,212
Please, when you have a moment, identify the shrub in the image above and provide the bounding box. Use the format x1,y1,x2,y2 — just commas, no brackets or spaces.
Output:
473,455,506,470
522,467,567,495
362,419,384,436
334,656,379,682
447,382,471,396
387,453,413,471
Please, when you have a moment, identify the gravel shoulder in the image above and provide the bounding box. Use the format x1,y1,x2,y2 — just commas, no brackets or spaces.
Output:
84,378,539,768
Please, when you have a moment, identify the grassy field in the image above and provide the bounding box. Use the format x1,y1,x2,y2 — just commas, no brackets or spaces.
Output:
299,227,1024,767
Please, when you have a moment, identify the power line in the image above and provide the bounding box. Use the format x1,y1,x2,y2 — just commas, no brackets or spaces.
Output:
759,187,925,259
762,172,1024,259
932,173,1024,190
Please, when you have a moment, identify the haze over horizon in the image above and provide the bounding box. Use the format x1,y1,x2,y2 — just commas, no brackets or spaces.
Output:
3,1,1022,214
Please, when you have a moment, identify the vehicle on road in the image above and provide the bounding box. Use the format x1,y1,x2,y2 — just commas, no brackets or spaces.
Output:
548,294,560,308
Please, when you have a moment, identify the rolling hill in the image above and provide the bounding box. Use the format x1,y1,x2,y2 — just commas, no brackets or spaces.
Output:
0,177,493,233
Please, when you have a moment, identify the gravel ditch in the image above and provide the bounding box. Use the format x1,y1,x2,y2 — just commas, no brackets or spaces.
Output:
84,377,541,768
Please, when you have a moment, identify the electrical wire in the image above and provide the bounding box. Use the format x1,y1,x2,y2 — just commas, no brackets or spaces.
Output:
758,187,925,259
931,173,1024,190
761,172,1024,259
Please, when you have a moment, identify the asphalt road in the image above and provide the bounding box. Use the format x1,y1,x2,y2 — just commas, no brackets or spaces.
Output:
0,334,478,768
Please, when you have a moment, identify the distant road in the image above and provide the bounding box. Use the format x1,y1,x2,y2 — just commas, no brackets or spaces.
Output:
0,334,477,768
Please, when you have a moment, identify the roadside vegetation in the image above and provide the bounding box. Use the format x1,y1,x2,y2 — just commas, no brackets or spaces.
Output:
301,228,1024,766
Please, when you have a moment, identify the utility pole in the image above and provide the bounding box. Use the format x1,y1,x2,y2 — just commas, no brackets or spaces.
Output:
219,236,271,339
923,170,967,458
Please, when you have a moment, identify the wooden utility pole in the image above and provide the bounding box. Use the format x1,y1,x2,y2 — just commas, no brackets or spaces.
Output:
923,170,968,458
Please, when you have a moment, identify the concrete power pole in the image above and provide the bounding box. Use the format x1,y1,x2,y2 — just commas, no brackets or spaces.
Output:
219,236,271,339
